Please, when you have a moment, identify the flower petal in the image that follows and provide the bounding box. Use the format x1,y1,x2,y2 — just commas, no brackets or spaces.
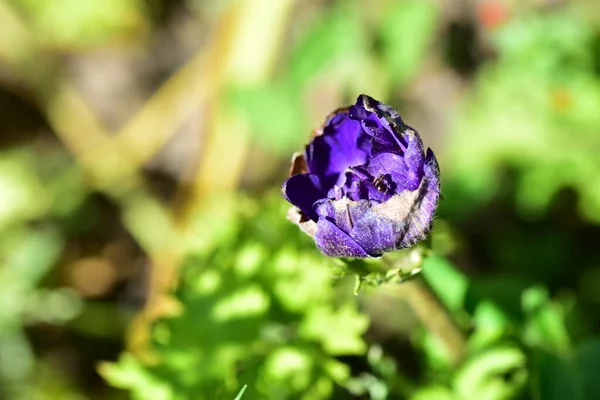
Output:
400,129,425,190
281,173,325,221
416,148,441,222
363,153,407,190
348,154,440,255
315,197,371,235
287,207,317,237
364,150,440,252
343,166,393,202
424,148,440,181
316,197,401,257
289,152,308,176
308,110,370,186
351,95,408,156
402,172,439,247
315,218,370,258
348,209,409,256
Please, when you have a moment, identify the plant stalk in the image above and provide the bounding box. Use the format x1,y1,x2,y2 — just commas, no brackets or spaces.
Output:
400,275,467,366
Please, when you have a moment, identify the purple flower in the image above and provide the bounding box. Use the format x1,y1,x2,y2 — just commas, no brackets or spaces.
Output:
282,94,440,258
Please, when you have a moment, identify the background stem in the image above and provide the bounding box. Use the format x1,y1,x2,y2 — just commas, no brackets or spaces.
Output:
401,275,467,366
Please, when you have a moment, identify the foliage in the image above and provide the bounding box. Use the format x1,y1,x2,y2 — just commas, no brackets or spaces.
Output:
1,0,600,399
10,0,147,48
100,194,369,399
446,8,600,223
229,0,439,155
0,147,85,398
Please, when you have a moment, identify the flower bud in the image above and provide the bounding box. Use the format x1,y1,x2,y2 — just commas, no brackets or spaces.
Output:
282,95,440,258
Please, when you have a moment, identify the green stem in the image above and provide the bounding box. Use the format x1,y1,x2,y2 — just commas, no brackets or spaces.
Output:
376,247,467,365
337,249,467,365
400,275,467,366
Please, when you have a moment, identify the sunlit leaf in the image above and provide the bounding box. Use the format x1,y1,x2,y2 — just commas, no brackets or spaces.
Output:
453,347,527,400
421,255,468,312
12,0,147,48
379,0,438,86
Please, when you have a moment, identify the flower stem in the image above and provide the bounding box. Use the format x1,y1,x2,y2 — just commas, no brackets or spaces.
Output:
374,248,467,366
338,251,467,365
400,275,467,366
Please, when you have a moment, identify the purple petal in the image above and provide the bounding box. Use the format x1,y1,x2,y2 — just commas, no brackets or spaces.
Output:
416,148,441,222
314,197,406,257
403,183,439,246
315,198,371,236
315,218,370,258
358,95,409,144
314,199,336,221
349,212,407,256
307,111,370,186
424,148,440,182
402,130,426,189
396,149,440,247
281,173,325,221
343,175,370,202
287,207,317,237
341,168,371,201
363,153,408,191
351,109,402,156
346,152,440,255
350,95,408,156
343,167,393,202
365,150,440,252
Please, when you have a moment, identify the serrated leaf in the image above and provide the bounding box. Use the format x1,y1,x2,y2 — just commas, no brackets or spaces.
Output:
299,303,369,355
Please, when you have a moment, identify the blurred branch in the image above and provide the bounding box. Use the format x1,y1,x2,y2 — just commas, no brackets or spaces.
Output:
401,277,467,366
381,251,467,366
129,0,297,360
0,0,169,226
0,0,32,66
178,0,296,211
0,0,296,361
0,0,186,360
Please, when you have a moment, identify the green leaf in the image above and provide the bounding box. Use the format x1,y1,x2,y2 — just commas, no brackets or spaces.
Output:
421,255,468,312
469,301,513,351
453,347,527,400
522,286,571,353
228,83,306,155
532,340,600,400
299,303,369,355
103,192,368,399
233,385,247,400
288,2,368,87
0,151,49,232
575,340,600,400
379,0,438,86
446,11,600,223
99,354,172,400
466,276,532,320
532,351,580,400
411,385,455,400
13,0,147,48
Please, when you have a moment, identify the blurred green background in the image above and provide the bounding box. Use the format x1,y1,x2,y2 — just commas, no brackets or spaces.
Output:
1,0,600,399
